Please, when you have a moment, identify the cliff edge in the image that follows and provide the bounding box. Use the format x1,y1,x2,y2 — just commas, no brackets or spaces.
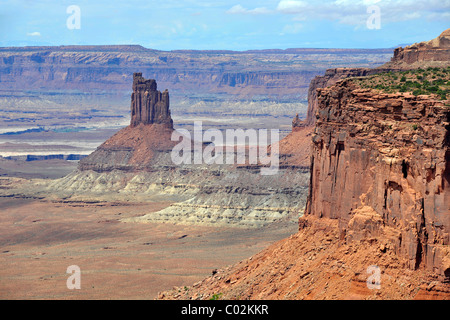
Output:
158,30,450,299
159,69,450,300
306,77,449,279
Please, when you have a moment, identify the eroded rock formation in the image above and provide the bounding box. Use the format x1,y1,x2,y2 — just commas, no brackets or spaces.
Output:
130,73,173,128
306,79,449,279
37,75,311,228
305,68,376,126
78,74,175,172
388,29,450,67
302,29,450,128
158,30,450,299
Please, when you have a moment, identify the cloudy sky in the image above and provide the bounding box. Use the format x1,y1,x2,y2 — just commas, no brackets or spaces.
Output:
1,0,449,50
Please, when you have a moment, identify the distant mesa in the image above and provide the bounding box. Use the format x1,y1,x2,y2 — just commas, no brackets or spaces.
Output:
388,28,450,67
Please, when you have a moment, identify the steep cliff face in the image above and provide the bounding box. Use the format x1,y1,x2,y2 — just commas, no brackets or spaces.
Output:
158,78,449,300
306,79,449,279
157,30,450,299
304,68,376,126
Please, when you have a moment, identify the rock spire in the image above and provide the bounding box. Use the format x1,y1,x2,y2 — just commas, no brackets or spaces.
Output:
130,73,173,128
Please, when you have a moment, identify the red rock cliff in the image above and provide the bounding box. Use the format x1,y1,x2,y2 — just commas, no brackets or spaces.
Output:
389,29,450,67
305,79,450,280
303,68,377,127
301,29,450,128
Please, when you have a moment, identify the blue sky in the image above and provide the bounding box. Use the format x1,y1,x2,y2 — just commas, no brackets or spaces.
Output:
1,0,449,50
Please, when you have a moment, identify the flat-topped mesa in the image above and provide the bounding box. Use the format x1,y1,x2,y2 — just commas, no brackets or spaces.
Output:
302,30,450,128
386,28,450,68
130,73,173,128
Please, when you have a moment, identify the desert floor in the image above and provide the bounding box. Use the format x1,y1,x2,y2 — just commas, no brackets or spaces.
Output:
0,197,298,299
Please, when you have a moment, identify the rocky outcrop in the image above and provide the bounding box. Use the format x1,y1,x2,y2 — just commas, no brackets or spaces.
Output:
156,30,450,299
303,29,450,128
159,78,449,299
305,68,377,126
78,75,175,172
387,29,450,67
306,79,449,280
130,73,172,128
39,75,311,228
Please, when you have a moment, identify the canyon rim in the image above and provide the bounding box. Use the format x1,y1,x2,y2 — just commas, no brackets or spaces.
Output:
0,4,449,302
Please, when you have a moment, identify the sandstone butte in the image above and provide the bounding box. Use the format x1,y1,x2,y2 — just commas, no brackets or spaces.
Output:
78,72,177,172
159,29,450,300
45,72,309,228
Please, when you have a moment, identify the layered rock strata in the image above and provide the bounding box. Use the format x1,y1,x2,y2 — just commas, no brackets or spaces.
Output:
303,29,450,128
0,45,391,99
43,75,310,228
388,29,450,67
304,68,376,126
157,30,450,299
306,79,449,279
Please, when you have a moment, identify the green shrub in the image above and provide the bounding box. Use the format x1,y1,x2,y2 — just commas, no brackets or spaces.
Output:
210,293,223,300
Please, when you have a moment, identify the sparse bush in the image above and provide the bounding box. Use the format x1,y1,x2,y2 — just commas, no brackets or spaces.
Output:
210,293,222,300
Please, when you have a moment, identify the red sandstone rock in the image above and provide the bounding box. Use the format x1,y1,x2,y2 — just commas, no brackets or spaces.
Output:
158,215,450,300
389,29,450,67
305,68,375,126
305,79,449,280
158,29,450,300
304,29,450,128
130,73,173,128
276,125,313,168
79,75,176,172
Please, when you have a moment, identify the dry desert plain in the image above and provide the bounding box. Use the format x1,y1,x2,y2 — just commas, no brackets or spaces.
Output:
0,195,298,299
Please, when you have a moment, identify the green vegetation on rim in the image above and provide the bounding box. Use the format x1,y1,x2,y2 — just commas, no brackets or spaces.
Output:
353,67,450,100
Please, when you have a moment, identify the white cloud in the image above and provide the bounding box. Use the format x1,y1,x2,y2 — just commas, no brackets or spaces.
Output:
27,31,41,37
275,0,450,26
226,4,271,15
277,0,307,13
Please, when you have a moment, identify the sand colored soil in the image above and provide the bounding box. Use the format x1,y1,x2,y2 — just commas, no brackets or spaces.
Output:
0,197,297,299
159,216,450,300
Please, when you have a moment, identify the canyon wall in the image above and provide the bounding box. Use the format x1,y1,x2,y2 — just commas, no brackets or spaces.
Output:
305,79,449,279
0,45,391,100
304,68,376,126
